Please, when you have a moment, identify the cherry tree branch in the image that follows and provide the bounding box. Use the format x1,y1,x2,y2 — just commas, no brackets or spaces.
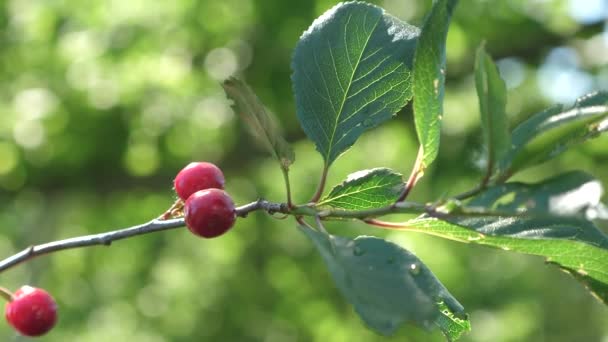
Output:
0,200,287,274
0,218,185,274
0,192,552,275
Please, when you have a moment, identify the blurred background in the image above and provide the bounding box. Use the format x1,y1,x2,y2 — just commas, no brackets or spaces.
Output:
0,0,607,341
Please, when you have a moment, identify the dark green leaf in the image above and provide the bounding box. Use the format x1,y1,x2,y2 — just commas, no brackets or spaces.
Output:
403,216,608,303
465,171,606,221
299,224,469,338
317,168,404,210
474,44,510,174
499,91,608,178
292,2,419,166
412,0,458,168
222,77,295,170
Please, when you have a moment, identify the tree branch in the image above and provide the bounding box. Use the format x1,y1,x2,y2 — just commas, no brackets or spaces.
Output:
0,199,287,274
0,218,185,274
0,191,559,275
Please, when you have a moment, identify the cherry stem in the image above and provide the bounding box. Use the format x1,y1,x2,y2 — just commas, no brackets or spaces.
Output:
0,287,14,302
159,198,184,220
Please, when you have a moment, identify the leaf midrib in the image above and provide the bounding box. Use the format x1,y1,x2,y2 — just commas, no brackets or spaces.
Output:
225,80,281,161
409,218,608,279
319,176,397,205
325,14,382,163
479,55,497,170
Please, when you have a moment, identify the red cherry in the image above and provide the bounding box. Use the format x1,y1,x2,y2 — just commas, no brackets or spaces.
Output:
184,189,236,238
174,162,225,201
5,286,57,337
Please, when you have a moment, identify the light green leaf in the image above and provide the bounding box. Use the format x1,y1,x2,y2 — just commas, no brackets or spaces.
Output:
402,216,608,303
474,44,510,174
464,171,606,221
292,2,419,166
413,0,458,168
299,224,469,338
435,301,472,341
222,77,295,170
317,168,404,210
498,91,608,178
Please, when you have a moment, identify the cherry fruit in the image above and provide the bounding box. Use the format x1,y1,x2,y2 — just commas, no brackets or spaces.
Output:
185,189,236,238
174,162,225,200
5,286,57,337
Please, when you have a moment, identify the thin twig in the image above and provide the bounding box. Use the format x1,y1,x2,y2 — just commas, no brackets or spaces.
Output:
452,185,485,201
0,218,185,274
0,200,288,274
1,193,532,275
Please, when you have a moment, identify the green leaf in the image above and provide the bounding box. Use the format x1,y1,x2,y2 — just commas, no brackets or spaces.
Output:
499,91,608,178
465,171,607,221
402,216,608,304
292,2,419,166
474,44,510,174
222,77,295,170
435,301,472,341
317,168,404,210
412,0,458,168
299,224,469,338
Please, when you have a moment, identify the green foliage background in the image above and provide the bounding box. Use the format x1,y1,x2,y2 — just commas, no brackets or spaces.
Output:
0,0,607,341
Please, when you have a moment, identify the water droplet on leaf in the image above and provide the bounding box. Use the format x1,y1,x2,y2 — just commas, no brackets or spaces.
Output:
409,262,421,275
353,245,366,256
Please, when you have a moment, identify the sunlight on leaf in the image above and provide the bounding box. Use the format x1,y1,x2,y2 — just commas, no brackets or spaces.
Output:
474,44,510,176
292,2,419,166
318,168,404,210
412,0,458,168
499,91,608,178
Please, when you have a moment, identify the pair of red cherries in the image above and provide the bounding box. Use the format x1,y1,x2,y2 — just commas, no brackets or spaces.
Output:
4,162,235,337
174,161,237,238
